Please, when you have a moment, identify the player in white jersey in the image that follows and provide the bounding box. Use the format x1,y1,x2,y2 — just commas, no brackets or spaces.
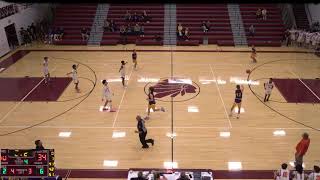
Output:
66,64,79,92
292,164,305,180
311,33,318,49
42,57,50,83
101,80,114,112
274,163,289,180
119,60,128,87
297,30,305,47
289,29,297,46
264,78,274,102
305,32,312,48
308,166,320,180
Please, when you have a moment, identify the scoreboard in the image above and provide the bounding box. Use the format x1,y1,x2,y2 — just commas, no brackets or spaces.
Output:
0,149,55,178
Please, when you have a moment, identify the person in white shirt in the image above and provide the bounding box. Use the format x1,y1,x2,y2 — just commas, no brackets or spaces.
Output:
264,78,274,102
308,165,320,180
119,60,128,87
289,28,297,46
101,80,114,112
262,8,267,20
311,33,318,49
292,164,305,180
274,163,289,180
305,32,312,48
67,64,79,92
42,57,50,83
297,30,305,47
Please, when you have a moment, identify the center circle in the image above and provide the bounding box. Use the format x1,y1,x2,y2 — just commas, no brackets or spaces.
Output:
144,77,200,102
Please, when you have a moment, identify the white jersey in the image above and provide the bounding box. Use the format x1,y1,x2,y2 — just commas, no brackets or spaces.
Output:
297,31,305,43
311,34,317,46
72,69,78,83
308,172,320,180
305,33,312,44
290,30,297,41
102,85,112,100
43,61,49,75
264,81,274,94
120,65,126,78
292,171,305,180
276,169,290,180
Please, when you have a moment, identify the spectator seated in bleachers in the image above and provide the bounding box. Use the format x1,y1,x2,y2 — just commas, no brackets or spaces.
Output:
154,33,162,42
249,24,255,37
104,20,112,32
256,8,262,20
54,27,60,41
58,27,64,41
132,12,141,22
120,25,126,36
177,23,183,39
262,8,267,20
81,27,90,41
308,165,320,180
134,23,141,35
124,10,131,21
201,21,208,33
141,10,151,23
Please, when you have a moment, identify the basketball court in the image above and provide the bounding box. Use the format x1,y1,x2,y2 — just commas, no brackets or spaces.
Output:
0,44,319,178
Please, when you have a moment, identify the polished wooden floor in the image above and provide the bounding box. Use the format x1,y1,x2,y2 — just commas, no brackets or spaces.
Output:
0,44,319,171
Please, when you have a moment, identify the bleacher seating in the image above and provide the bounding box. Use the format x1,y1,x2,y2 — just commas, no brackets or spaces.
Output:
176,4,234,46
101,4,164,45
239,4,285,46
53,4,97,45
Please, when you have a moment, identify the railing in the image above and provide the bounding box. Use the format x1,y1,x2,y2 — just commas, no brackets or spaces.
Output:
304,4,313,25
278,3,297,29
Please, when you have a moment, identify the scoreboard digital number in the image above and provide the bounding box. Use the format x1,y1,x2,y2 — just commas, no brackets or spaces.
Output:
0,149,55,178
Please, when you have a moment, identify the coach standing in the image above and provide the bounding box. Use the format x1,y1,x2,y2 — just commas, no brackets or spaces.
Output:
295,132,310,166
135,115,154,149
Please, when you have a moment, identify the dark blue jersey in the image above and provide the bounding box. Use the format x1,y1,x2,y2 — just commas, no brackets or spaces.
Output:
235,89,242,100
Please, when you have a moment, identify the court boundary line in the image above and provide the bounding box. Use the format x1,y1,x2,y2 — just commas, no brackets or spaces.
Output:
289,69,320,102
112,65,134,128
0,125,316,130
0,66,58,124
209,64,232,128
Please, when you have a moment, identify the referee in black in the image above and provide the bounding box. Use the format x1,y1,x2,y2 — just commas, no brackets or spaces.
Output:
135,115,154,148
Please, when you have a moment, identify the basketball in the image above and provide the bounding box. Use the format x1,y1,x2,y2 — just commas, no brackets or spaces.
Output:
246,69,251,74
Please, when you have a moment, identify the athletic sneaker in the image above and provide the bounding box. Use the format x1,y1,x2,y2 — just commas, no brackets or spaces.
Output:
161,107,165,112
236,114,240,119
142,145,149,149
151,139,154,146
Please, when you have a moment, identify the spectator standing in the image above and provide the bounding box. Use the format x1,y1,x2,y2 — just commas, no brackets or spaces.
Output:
295,132,310,166
177,23,183,39
184,27,190,41
177,172,190,180
134,23,141,35
104,20,111,32
201,21,208,33
81,28,87,41
249,25,255,37
262,8,267,20
110,20,116,32
256,8,262,19
134,115,154,149
140,24,144,37
35,140,45,150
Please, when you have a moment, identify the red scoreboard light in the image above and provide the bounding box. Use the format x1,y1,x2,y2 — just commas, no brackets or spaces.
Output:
1,149,55,178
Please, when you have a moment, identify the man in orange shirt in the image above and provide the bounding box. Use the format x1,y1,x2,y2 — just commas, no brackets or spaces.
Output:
295,132,310,166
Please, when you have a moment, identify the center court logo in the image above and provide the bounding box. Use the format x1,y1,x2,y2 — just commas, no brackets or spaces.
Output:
144,78,200,102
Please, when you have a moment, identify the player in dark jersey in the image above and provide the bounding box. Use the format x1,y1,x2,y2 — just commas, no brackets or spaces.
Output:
146,86,165,119
251,45,257,63
132,49,137,69
229,84,244,119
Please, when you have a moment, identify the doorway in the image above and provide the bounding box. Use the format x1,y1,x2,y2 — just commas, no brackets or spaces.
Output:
5,23,19,50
